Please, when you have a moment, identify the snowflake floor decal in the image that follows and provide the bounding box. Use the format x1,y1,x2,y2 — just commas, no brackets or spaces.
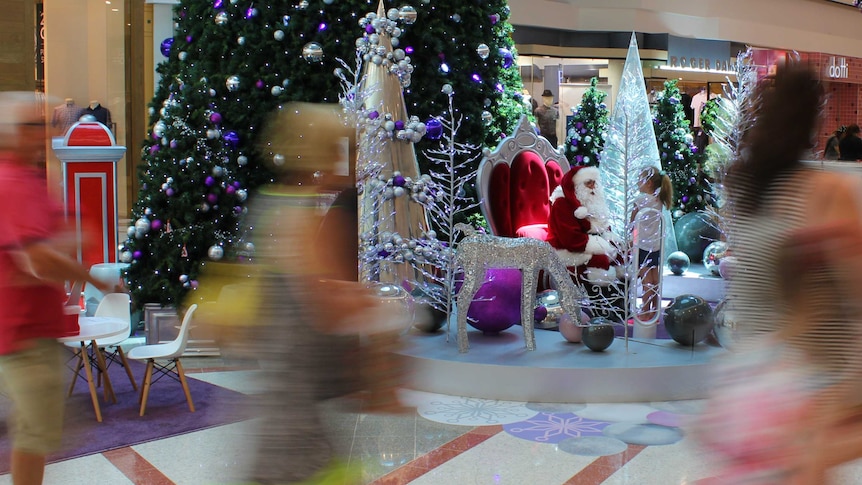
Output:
503,413,611,443
416,395,533,426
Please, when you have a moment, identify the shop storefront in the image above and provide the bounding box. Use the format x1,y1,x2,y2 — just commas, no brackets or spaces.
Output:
751,48,862,155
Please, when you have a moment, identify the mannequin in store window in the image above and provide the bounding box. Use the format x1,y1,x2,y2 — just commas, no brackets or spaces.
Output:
82,100,112,130
51,98,82,135
690,87,709,154
534,89,559,148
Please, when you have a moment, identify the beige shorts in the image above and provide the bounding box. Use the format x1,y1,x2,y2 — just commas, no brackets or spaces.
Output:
0,339,65,454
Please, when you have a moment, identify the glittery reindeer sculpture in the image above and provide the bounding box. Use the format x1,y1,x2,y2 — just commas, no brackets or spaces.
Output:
454,223,584,353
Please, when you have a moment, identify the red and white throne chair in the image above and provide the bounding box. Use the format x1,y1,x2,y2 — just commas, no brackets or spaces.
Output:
476,114,570,241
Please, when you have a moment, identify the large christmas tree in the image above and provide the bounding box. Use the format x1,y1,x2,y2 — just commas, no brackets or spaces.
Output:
124,0,528,309
564,77,609,166
652,79,712,218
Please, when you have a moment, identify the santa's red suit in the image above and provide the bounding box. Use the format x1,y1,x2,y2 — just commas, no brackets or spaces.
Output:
547,165,619,285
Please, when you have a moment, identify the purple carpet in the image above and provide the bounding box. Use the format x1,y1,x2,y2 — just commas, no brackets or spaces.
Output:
0,356,252,473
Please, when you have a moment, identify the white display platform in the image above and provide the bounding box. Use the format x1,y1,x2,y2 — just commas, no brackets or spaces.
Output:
399,324,725,404
661,263,726,302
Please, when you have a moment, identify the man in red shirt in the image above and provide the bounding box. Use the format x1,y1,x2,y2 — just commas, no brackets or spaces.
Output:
0,92,115,485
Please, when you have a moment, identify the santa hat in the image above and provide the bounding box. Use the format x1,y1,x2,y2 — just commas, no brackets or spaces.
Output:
572,165,600,188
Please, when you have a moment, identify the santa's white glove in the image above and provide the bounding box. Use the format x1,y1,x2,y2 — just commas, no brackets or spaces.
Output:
586,235,616,258
574,207,589,219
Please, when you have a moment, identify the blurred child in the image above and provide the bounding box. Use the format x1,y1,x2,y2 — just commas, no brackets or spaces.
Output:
630,167,672,322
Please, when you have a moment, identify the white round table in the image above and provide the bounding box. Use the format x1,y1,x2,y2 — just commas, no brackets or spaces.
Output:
59,316,129,422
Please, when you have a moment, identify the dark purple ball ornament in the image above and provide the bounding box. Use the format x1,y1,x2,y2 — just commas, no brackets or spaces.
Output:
151,219,163,231
223,130,240,148
394,120,405,131
133,250,143,260
498,48,514,68
425,118,443,140
210,112,222,124
392,174,406,187
159,38,174,57
205,176,215,186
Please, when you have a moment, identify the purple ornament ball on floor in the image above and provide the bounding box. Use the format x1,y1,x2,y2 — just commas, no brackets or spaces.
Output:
464,268,522,334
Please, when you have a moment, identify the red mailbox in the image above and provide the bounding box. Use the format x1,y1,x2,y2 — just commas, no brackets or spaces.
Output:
52,121,126,266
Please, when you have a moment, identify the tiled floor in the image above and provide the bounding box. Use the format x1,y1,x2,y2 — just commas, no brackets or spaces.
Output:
4,352,862,484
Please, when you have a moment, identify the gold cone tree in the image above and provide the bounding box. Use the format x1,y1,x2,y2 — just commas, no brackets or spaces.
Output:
355,1,431,286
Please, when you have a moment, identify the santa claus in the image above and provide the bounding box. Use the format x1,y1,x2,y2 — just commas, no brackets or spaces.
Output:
547,165,620,285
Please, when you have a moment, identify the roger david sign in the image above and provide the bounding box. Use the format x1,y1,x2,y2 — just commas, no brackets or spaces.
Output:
826,57,849,79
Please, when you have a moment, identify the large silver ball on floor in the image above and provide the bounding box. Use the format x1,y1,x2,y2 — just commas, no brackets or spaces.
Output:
702,241,728,276
582,317,615,352
368,282,415,332
666,251,691,276
712,299,741,350
663,294,714,346
535,290,565,330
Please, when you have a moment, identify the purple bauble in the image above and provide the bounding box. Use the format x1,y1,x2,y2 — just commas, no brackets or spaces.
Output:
159,38,174,57
149,145,160,155
223,130,240,148
213,0,224,8
498,47,514,68
186,35,193,43
392,175,406,187
226,185,236,194
133,250,143,260
368,110,379,120
207,193,218,204
365,24,375,34
169,140,178,149
394,120,405,131
255,79,264,89
210,112,222,124
232,181,241,188
463,268,521,334
205,176,215,186
150,219,163,231
165,188,175,197
425,118,443,140
533,306,548,322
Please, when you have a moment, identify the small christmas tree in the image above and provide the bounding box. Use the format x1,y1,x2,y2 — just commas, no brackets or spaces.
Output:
564,77,609,166
652,79,712,218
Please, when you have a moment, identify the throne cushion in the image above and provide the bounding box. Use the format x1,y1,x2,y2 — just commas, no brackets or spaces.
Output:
487,150,566,239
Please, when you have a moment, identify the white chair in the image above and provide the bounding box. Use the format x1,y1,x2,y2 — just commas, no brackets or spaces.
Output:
65,293,137,396
127,304,198,416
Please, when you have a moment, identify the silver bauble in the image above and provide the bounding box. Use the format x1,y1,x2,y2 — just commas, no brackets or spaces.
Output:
273,30,284,41
302,42,324,62
237,36,246,46
208,245,224,260
298,0,309,8
214,11,229,25
178,51,188,61
703,241,728,276
273,153,285,166
119,250,133,263
476,43,490,60
237,155,248,166
535,290,566,330
712,299,741,350
481,110,493,125
226,75,241,92
367,282,415,333
271,85,284,96
399,5,417,24
134,218,150,234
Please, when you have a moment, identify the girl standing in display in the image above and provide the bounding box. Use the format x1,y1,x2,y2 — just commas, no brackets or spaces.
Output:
631,167,673,322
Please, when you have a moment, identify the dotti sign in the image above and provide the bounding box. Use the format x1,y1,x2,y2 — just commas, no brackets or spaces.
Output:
826,57,849,79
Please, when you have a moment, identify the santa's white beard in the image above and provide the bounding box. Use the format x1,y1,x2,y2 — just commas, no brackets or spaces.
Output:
575,183,611,230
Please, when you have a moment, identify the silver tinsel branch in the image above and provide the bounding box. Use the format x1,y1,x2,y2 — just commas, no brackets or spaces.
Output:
409,86,482,338
703,47,759,239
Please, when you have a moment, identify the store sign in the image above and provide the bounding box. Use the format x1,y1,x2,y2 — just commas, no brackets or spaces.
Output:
667,36,732,72
826,56,849,79
668,57,730,71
